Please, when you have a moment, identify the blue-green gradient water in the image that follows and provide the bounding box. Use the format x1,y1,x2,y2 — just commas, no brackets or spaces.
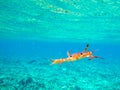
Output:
0,0,120,89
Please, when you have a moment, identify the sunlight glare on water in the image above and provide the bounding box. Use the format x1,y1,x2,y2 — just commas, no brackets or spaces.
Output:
0,0,120,43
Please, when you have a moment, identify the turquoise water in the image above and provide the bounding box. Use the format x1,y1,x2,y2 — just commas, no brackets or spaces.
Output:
0,0,120,90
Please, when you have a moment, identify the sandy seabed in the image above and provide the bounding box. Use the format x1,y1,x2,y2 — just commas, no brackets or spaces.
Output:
0,56,120,90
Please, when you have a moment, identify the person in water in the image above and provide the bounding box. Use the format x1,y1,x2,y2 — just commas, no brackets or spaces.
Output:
51,44,103,65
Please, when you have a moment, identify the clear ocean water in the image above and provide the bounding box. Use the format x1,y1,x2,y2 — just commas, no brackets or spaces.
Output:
0,0,120,90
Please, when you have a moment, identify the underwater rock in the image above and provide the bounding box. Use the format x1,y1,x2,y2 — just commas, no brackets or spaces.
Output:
37,83,45,88
74,86,81,90
27,60,36,64
26,77,33,84
0,76,15,88
0,78,4,84
18,77,33,86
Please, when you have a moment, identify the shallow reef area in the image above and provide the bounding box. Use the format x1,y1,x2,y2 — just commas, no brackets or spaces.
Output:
0,56,120,90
